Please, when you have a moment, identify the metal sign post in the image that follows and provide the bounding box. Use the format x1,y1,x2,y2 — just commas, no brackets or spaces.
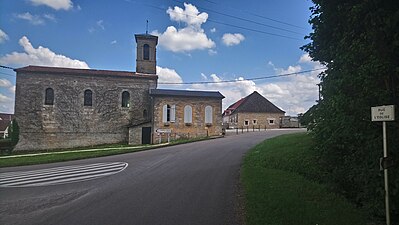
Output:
371,105,395,225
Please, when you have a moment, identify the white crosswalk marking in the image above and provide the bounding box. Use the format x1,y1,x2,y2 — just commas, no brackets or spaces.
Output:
0,162,128,187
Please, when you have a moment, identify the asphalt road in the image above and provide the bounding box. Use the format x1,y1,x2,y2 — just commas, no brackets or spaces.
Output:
0,129,304,225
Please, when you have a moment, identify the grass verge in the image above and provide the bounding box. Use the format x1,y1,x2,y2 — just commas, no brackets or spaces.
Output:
0,136,219,168
241,133,370,225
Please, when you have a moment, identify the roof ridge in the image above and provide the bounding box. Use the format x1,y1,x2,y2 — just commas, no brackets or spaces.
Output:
227,91,285,114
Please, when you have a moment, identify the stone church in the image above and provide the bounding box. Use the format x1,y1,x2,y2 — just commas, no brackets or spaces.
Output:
13,34,224,151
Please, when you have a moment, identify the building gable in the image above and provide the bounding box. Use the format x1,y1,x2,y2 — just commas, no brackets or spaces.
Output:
234,91,285,114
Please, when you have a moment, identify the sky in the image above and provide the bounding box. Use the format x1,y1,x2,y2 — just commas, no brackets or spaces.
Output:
0,0,323,115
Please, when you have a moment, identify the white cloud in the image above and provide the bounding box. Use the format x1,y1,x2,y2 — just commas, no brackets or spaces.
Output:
0,93,14,114
30,0,73,10
156,66,183,84
0,79,12,87
15,12,45,25
89,20,106,33
208,49,217,55
186,53,324,115
299,53,312,64
0,29,9,43
15,12,56,25
0,36,89,69
276,65,302,75
167,3,208,27
0,93,11,102
9,86,16,94
222,33,245,46
153,3,215,53
210,28,216,33
96,20,105,30
43,14,56,22
110,40,117,45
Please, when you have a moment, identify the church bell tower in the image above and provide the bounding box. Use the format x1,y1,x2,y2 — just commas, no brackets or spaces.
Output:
135,33,158,74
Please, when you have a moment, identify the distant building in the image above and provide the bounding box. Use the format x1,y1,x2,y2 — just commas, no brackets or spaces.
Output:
0,113,13,139
223,91,285,129
280,116,300,128
13,34,223,151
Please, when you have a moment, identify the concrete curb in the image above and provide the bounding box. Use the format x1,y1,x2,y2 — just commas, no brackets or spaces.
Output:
0,143,170,159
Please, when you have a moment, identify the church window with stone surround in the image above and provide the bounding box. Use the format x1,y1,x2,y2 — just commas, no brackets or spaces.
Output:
143,44,150,60
84,90,92,106
162,104,175,123
205,105,213,124
184,105,192,124
122,91,130,107
44,88,54,105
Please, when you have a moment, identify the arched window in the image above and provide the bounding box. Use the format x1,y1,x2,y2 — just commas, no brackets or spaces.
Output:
143,44,150,60
84,89,92,106
184,105,192,124
143,109,148,119
122,91,130,107
205,105,213,124
44,88,54,105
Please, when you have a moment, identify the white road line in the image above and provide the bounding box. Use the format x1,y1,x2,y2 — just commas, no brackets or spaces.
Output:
0,162,128,188
0,163,125,182
0,162,123,178
0,165,124,185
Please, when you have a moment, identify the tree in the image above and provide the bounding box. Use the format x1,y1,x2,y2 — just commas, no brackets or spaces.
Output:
302,0,399,221
9,119,19,146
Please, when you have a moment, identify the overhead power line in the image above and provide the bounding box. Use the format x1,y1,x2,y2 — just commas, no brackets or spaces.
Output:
0,65,16,77
132,1,303,40
172,0,305,35
158,68,326,85
0,65,15,70
199,0,307,30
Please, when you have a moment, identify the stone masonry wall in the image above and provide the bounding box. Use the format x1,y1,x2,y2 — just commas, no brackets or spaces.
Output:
234,112,284,129
152,96,223,142
14,71,157,151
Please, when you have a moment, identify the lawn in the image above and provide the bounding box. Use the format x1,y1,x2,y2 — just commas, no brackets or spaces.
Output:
241,133,371,225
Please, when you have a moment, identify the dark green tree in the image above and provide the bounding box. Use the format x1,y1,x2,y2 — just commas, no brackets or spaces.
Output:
302,0,399,221
9,119,19,146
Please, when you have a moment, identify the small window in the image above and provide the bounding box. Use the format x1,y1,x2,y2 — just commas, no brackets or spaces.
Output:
253,119,257,125
143,109,148,119
184,105,192,124
122,91,130,107
205,105,213,124
269,119,275,125
84,89,92,106
162,104,175,123
44,88,54,105
143,44,150,60
244,120,249,126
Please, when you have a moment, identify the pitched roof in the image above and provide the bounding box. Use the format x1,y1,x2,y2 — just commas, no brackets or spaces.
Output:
14,65,158,80
0,113,13,121
224,91,285,114
0,120,11,132
150,89,225,99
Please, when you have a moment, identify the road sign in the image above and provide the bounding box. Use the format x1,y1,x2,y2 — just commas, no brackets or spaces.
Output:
371,104,395,225
371,105,395,121
156,129,171,133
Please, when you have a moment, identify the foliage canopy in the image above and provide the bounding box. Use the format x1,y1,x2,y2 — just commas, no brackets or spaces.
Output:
302,0,399,221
